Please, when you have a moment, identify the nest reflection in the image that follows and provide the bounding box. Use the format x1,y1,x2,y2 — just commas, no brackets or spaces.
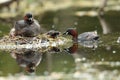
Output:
9,43,78,73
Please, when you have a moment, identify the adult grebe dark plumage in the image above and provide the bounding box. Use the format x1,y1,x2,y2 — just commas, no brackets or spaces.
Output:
63,28,99,48
10,13,41,37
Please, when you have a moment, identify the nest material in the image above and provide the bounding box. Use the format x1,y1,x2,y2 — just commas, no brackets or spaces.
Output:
0,34,72,51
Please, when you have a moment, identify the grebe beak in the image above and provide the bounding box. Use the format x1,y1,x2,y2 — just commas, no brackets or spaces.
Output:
28,18,33,21
93,36,99,40
63,31,68,35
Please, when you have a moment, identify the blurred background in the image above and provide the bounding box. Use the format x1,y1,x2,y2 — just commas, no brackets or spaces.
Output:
0,0,120,80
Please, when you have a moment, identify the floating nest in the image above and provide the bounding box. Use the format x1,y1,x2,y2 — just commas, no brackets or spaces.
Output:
0,34,72,51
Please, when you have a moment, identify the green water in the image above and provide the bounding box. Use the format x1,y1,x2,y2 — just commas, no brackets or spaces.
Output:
0,7,120,79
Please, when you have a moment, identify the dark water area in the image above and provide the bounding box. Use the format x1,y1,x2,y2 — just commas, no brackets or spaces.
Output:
0,7,120,79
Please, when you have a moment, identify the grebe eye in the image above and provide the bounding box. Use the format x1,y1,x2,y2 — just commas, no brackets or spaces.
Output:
26,13,33,18
28,15,32,18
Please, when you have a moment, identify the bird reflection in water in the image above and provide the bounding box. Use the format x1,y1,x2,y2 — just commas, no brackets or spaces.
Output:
9,42,78,73
10,49,42,73
48,43,78,54
64,43,78,54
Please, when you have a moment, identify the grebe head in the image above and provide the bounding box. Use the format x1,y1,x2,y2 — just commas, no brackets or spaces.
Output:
24,13,34,24
63,28,78,42
47,30,60,38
